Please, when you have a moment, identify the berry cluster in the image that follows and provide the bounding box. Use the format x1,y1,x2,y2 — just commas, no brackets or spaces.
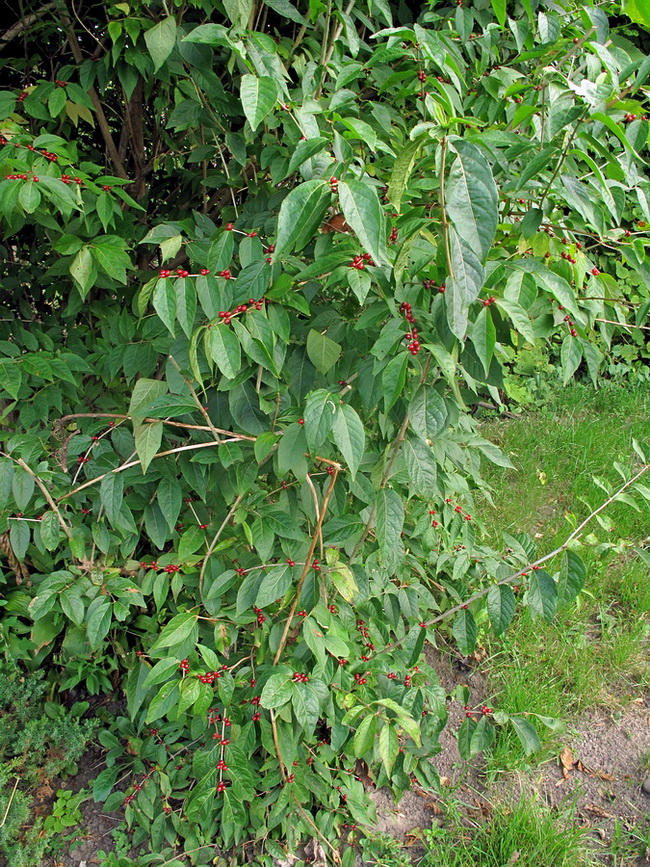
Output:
400,302,420,355
482,296,496,306
330,176,338,193
159,268,211,278
417,70,427,83
389,227,398,243
560,250,577,264
180,659,190,672
563,314,578,337
353,672,368,685
349,252,375,269
196,670,222,684
252,606,266,625
215,298,265,326
292,672,309,683
591,267,601,276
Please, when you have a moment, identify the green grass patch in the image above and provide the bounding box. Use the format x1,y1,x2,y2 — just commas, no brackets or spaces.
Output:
416,794,595,867
474,383,650,767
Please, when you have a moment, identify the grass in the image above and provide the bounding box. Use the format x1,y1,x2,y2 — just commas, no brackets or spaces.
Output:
416,794,596,867
472,383,650,767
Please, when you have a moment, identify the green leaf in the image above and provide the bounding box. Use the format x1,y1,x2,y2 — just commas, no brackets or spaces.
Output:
387,140,421,213
560,335,583,385
206,325,241,379
223,0,253,30
470,715,494,754
39,511,60,551
452,608,477,656
9,521,29,560
260,668,293,709
86,596,112,648
151,613,199,650
255,564,292,608
375,488,404,572
287,137,329,175
135,422,163,474
153,278,177,336
382,352,408,413
471,306,496,377
12,466,35,511
486,584,515,636
129,379,167,423
0,459,14,509
446,227,485,340
0,362,21,400
145,680,180,723
378,723,399,776
446,139,498,261
520,207,543,238
306,329,341,375
403,436,438,497
331,403,365,479
240,74,278,132
557,550,586,608
226,744,256,801
176,278,197,338
353,714,377,757
457,717,476,760
623,0,650,28
303,389,337,452
330,564,358,602
100,473,123,526
19,182,41,214
526,569,557,622
157,477,182,533
70,247,95,299
143,657,180,690
338,179,387,266
291,681,320,734
277,423,308,480
274,180,329,258
144,16,177,71
409,386,447,441
491,0,506,26
509,716,541,755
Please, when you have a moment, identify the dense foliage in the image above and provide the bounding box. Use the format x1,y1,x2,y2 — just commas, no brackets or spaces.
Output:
0,0,649,863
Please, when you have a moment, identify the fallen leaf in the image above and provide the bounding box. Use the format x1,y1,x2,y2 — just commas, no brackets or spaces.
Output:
508,852,521,864
560,747,574,771
584,804,616,819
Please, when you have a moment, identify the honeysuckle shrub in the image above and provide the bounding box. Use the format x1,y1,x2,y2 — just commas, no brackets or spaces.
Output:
0,0,649,862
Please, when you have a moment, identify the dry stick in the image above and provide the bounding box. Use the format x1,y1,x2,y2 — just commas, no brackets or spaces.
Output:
55,412,256,440
595,317,650,331
168,355,221,443
0,4,55,45
2,454,74,541
410,463,650,638
199,493,244,595
0,777,20,829
273,466,340,666
57,439,245,502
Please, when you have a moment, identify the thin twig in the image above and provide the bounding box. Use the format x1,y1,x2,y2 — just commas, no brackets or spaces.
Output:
273,465,340,665
415,462,650,634
595,317,650,331
168,355,221,443
2,454,74,541
0,777,20,828
199,494,244,595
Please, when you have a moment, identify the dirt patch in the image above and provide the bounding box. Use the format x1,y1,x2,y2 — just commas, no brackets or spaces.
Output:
371,648,650,855
44,747,123,867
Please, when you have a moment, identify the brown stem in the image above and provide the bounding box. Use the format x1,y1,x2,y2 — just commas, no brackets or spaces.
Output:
273,466,340,665
53,0,128,178
439,136,452,275
1,4,55,45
